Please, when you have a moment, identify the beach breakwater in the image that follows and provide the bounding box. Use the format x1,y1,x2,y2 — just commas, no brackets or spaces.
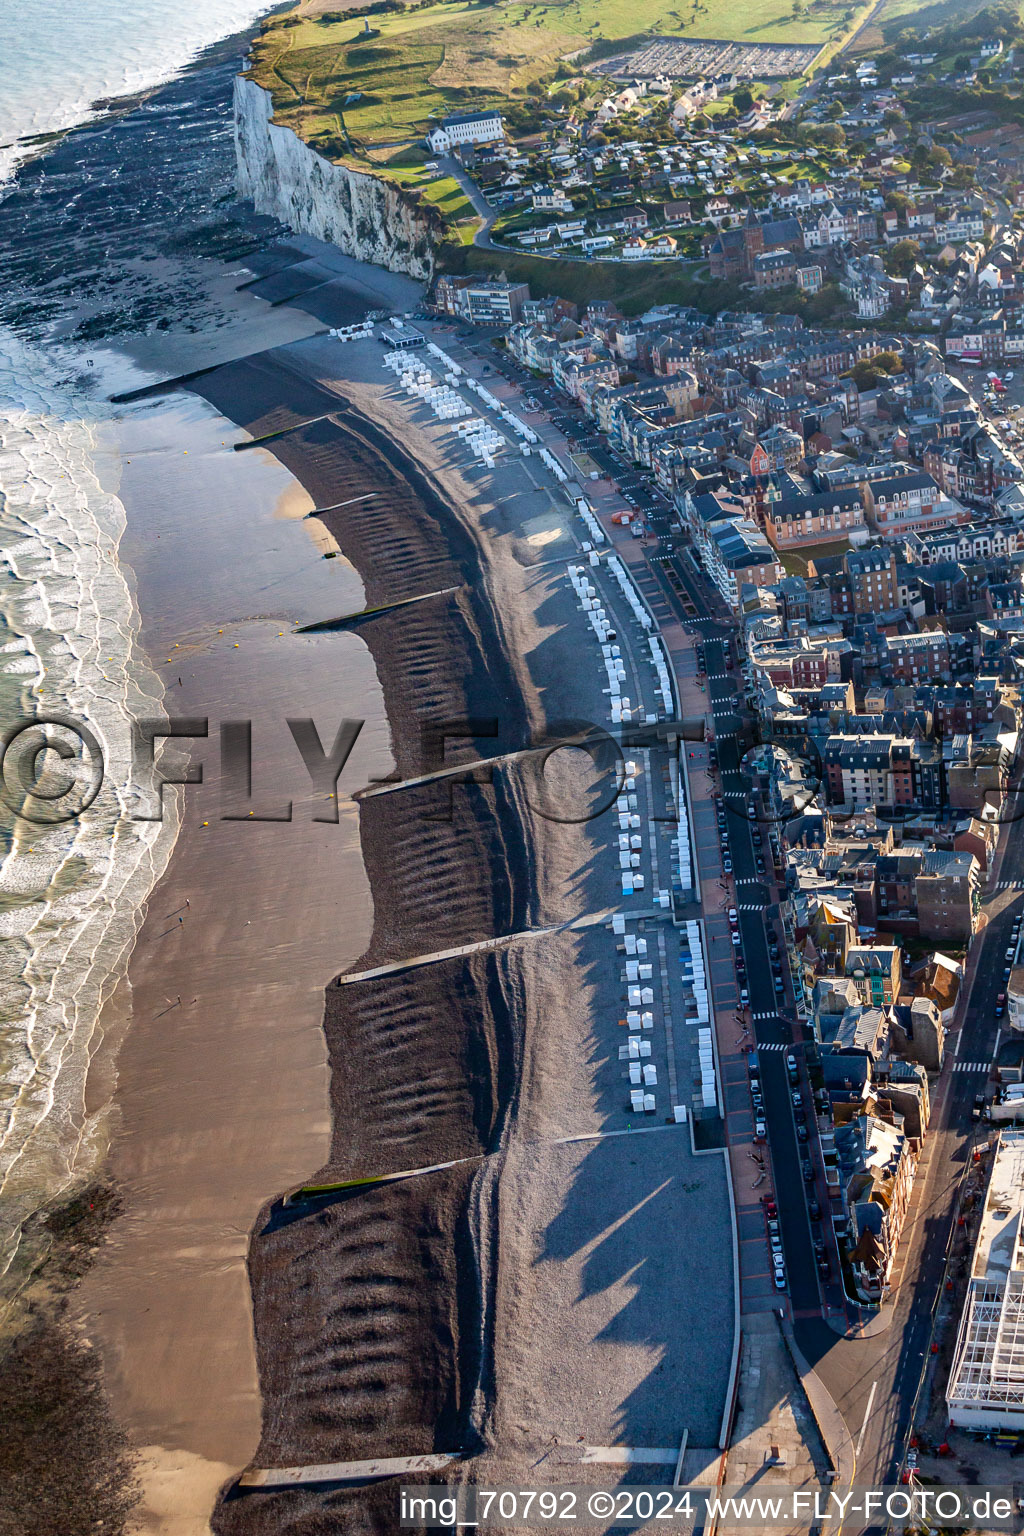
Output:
193,353,534,1533
234,77,438,281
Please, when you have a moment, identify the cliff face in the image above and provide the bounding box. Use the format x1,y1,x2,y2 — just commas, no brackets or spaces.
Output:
233,76,437,280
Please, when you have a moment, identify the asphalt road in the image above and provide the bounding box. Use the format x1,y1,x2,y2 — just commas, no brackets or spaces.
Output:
704,637,824,1321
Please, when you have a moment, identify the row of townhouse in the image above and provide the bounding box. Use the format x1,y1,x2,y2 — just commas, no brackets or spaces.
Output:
788,818,983,943
903,518,1024,564
924,424,1024,507
708,201,879,280
945,313,1024,365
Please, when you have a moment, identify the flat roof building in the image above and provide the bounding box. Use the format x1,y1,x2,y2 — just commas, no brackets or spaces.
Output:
948,1130,1024,1430
380,323,425,349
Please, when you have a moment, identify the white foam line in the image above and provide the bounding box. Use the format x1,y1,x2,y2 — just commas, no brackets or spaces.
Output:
0,328,179,1278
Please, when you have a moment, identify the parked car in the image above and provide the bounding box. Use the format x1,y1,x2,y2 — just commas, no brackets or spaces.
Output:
796,1123,809,1142
731,931,741,947
754,1118,767,1140
801,1160,814,1183
808,1197,821,1219
723,857,732,873
786,1052,799,1083
728,908,738,926
997,994,1007,1018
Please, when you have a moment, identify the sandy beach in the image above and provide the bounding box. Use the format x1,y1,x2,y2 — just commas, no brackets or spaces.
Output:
77,377,394,1534
0,24,736,1518
148,328,734,1534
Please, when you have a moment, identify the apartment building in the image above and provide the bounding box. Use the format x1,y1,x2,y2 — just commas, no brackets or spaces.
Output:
834,1107,917,1303
428,110,505,154
862,472,970,537
915,851,981,944
948,1131,1024,1430
761,487,867,550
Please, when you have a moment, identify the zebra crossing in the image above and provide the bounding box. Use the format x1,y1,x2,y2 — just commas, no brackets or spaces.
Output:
952,1060,991,1073
994,879,1023,892
752,1011,782,1024
736,902,765,912
755,1040,792,1050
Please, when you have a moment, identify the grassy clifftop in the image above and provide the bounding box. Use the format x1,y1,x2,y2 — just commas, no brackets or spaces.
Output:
248,0,845,157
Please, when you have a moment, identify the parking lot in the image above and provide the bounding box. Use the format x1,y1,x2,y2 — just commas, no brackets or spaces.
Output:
945,359,1024,459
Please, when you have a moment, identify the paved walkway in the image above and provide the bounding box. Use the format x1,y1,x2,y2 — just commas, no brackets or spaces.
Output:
723,1314,831,1531
445,347,864,1476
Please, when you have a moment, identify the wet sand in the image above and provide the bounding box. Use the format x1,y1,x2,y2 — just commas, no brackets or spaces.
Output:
78,387,394,1534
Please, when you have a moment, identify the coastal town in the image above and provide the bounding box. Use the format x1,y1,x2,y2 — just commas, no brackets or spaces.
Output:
16,0,1024,1532
406,3,1023,313
409,12,1024,1462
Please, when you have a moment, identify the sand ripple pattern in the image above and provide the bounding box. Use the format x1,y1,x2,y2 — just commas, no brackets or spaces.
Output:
196,361,534,1535
0,330,176,1281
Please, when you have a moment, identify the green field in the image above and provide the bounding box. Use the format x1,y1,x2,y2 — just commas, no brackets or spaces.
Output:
250,0,855,156
852,0,1023,54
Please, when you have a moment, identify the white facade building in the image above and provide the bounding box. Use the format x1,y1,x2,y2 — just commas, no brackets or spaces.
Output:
428,110,504,154
948,1131,1024,1429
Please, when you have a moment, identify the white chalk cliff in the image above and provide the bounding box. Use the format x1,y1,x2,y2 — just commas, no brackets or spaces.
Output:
234,76,437,279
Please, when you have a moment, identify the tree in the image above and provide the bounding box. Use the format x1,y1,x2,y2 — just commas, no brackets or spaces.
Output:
733,86,754,114
955,54,970,71
882,108,904,129
850,359,882,389
928,144,952,172
886,238,921,276
827,99,845,120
